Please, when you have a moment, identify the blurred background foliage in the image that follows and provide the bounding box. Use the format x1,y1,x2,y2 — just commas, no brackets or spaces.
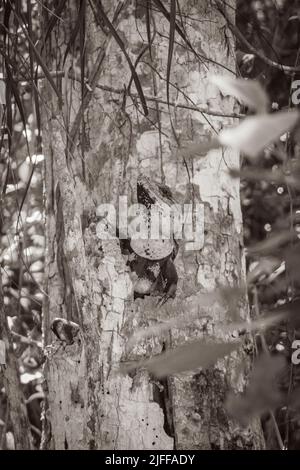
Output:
0,0,300,449
237,0,300,450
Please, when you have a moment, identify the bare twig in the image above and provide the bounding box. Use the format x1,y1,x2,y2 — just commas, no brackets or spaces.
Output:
16,69,244,119
68,0,129,153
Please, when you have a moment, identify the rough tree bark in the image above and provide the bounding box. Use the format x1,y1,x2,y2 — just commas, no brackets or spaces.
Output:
41,0,265,450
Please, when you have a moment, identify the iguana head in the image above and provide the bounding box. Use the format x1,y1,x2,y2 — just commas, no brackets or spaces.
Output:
130,175,177,260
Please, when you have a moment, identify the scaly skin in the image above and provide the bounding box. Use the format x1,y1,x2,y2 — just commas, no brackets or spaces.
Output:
120,176,178,305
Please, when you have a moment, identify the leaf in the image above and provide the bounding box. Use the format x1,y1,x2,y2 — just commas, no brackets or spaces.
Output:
90,0,148,116
79,0,86,101
127,45,151,95
247,230,297,256
219,110,299,158
179,137,220,157
3,2,12,43
247,257,282,284
145,0,152,60
63,0,86,66
11,6,62,103
230,166,286,184
271,299,300,329
27,0,42,150
43,0,67,44
0,80,5,104
0,340,6,365
2,55,27,132
223,311,288,334
122,340,240,378
126,287,288,350
166,0,176,108
152,0,208,70
226,355,285,426
4,74,12,150
211,76,269,113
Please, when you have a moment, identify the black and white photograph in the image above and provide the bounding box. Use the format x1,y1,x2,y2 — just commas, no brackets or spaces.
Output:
0,0,300,457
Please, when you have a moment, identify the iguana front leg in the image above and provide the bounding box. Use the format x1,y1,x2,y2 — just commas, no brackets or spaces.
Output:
156,258,178,307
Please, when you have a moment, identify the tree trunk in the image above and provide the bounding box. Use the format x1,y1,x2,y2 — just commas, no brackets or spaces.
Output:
41,0,264,450
0,277,32,450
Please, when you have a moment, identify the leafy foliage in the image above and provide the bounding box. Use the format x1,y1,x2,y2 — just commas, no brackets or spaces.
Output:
122,340,241,378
